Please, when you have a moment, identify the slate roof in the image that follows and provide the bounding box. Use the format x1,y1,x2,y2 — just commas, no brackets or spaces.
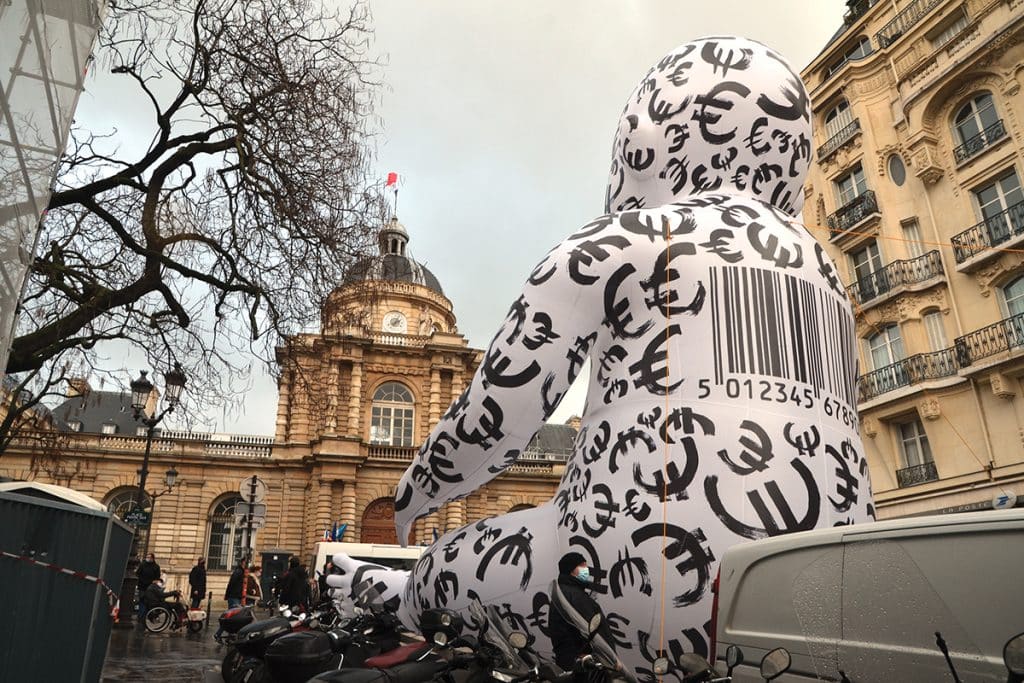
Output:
51,390,144,435
523,423,576,458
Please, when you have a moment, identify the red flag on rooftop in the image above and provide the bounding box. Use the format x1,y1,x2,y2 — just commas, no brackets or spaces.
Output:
386,172,398,187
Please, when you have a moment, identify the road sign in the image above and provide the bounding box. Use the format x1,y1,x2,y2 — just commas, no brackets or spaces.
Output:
124,509,150,526
234,502,267,518
992,493,1018,510
235,515,266,528
239,476,267,503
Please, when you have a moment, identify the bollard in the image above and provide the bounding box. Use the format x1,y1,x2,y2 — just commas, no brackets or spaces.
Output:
206,590,213,628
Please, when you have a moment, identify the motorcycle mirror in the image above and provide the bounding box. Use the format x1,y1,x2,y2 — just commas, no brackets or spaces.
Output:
1005,632,1024,675
588,614,602,633
760,648,792,681
508,631,528,649
434,631,449,647
726,645,744,670
652,657,670,675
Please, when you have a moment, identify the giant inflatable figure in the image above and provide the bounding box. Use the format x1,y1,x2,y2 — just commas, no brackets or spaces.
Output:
331,36,875,678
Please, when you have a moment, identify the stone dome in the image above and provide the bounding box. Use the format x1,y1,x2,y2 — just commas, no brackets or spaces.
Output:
345,217,445,295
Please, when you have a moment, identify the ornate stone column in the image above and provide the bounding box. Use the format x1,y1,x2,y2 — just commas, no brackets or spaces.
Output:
429,368,442,425
347,362,363,434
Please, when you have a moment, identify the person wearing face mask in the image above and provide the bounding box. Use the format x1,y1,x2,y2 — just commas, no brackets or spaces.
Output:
549,552,619,679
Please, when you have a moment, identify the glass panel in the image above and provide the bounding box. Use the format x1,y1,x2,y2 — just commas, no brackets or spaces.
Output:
901,425,922,467
902,221,924,258
977,94,999,131
1004,278,1024,318
923,312,947,350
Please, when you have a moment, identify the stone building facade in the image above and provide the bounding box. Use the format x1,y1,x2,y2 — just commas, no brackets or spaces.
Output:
0,219,571,599
802,0,1024,517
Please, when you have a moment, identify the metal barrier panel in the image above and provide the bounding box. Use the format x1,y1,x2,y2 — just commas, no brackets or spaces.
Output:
0,491,132,683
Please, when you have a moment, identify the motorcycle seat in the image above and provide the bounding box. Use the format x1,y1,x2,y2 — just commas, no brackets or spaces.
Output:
364,641,431,668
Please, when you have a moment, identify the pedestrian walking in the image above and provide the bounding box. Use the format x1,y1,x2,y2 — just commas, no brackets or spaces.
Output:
245,565,263,606
276,557,309,610
215,557,247,641
188,557,207,609
549,552,622,681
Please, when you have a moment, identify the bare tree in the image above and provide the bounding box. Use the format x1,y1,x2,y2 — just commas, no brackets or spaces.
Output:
1,0,387,444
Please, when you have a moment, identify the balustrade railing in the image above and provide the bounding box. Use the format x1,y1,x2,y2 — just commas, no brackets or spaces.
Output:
951,201,1024,263
953,120,1006,164
372,332,430,347
955,311,1024,366
828,190,879,238
876,0,943,48
818,119,861,160
847,250,943,305
896,460,939,488
366,444,418,460
858,347,958,401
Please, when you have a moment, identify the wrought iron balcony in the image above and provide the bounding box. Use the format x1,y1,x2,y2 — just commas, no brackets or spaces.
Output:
847,250,943,306
844,0,880,25
896,460,939,488
951,201,1024,264
818,119,861,161
858,347,958,401
955,311,1024,367
953,120,1007,164
828,190,879,239
876,0,943,48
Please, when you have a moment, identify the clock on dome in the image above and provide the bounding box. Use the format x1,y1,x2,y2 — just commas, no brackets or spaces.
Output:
382,311,407,334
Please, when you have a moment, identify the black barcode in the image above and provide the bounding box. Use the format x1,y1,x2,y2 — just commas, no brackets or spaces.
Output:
709,266,856,406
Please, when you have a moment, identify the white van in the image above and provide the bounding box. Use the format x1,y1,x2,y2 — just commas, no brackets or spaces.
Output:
713,509,1024,682
309,541,425,577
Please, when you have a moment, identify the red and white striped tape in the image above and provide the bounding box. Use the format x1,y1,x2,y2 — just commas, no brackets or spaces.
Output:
1,550,121,620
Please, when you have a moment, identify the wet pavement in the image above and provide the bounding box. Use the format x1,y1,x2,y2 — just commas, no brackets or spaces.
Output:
102,623,223,682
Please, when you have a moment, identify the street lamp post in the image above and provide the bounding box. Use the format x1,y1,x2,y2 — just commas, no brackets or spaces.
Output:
130,363,186,526
137,465,180,561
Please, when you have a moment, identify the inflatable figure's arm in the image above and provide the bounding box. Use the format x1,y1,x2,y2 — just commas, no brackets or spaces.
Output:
394,224,612,541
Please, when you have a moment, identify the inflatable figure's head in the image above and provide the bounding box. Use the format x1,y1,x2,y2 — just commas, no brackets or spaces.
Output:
605,37,811,216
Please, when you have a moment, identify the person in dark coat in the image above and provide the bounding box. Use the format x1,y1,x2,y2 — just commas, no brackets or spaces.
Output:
136,553,161,620
224,558,247,608
316,560,334,605
276,556,309,609
188,558,207,609
214,558,248,641
548,552,620,679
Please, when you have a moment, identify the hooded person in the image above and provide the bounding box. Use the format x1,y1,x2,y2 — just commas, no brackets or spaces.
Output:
548,552,620,677
328,36,874,677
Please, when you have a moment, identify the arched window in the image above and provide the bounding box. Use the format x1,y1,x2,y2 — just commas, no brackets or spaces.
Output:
207,495,247,571
369,382,415,447
105,487,150,520
824,100,852,139
953,93,1003,162
1003,276,1024,318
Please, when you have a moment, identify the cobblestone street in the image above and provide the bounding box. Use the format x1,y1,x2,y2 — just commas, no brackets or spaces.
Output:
102,625,222,682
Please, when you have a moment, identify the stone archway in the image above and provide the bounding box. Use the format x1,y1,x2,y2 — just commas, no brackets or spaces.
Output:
360,497,413,545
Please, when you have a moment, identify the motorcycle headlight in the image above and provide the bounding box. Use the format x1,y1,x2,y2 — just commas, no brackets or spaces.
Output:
491,671,515,683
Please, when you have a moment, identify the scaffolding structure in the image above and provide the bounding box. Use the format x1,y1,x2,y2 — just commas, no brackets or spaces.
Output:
0,0,105,380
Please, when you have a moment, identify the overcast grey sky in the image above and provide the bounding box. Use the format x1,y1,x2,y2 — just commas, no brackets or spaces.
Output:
77,1,851,435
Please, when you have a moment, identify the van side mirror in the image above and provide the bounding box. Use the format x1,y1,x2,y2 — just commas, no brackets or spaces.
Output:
760,648,792,681
1005,632,1024,675
652,657,670,675
726,645,744,676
